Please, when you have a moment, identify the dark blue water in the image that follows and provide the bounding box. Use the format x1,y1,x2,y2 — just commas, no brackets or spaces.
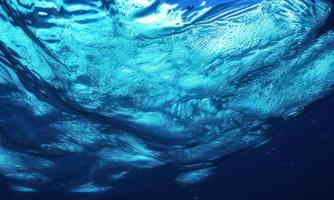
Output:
1,0,334,199
1,95,334,199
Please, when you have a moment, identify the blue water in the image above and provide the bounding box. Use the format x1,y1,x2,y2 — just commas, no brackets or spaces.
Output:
0,0,334,199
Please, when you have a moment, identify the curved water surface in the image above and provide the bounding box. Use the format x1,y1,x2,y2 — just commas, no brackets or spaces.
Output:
0,0,333,192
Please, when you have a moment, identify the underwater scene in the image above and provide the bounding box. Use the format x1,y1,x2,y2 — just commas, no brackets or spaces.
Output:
0,0,334,199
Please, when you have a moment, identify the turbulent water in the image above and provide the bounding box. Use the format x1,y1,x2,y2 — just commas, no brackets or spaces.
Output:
0,0,333,192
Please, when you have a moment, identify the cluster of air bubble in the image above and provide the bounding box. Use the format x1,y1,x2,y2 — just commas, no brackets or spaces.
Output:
0,0,333,192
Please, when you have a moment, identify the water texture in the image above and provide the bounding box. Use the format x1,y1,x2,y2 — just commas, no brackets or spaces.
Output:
0,0,333,192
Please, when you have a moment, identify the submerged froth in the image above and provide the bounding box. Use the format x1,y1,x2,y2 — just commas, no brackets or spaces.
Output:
0,0,334,191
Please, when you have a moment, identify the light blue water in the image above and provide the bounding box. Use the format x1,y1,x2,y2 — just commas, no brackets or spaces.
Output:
0,0,333,193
